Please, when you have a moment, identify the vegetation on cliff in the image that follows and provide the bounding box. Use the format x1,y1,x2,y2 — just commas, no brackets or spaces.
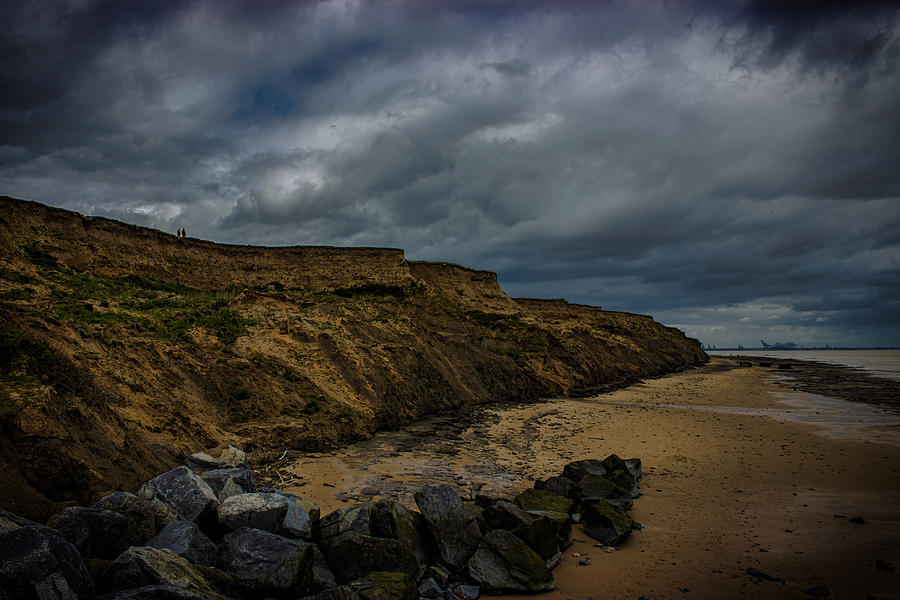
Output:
0,197,706,519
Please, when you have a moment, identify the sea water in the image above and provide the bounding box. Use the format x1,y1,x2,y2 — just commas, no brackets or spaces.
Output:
708,349,900,382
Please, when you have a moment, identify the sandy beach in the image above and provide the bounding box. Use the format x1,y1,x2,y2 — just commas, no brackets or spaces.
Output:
270,358,900,599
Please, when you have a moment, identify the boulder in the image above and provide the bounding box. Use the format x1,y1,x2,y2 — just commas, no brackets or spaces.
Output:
482,500,531,533
534,476,581,500
259,488,321,521
417,578,442,599
414,484,482,571
606,469,640,498
324,530,419,584
95,491,170,544
466,530,554,593
218,526,332,599
0,525,94,600
199,468,256,502
526,510,573,550
140,467,219,525
148,521,217,567
348,571,417,600
624,458,642,480
298,586,361,600
100,547,220,596
261,488,320,539
562,459,606,482
216,492,289,533
186,446,247,471
600,454,629,474
96,584,222,599
514,489,574,514
482,501,558,562
317,505,371,544
48,506,133,560
577,474,632,502
580,500,634,546
452,584,480,600
0,509,38,533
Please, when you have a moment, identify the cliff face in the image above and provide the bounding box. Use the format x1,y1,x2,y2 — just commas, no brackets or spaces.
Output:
0,197,706,519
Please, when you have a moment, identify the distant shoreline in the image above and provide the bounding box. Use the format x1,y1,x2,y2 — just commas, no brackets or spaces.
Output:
710,347,900,351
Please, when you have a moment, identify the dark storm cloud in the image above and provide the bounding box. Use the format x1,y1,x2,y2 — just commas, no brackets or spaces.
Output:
1,0,898,347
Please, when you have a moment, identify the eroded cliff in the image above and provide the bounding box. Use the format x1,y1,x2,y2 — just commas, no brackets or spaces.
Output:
0,197,706,519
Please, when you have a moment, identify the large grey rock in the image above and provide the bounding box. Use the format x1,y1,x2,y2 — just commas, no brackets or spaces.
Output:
316,505,371,542
317,500,429,569
581,500,634,545
260,488,321,525
199,468,256,502
216,492,315,539
562,459,606,481
417,578,442,599
96,584,221,599
218,526,332,599
140,467,219,525
414,484,481,571
100,547,220,596
0,525,94,600
577,474,632,502
466,530,554,593
95,491,169,544
148,521,216,567
186,446,247,471
482,501,559,562
324,530,419,584
48,506,133,559
0,509,38,533
217,493,289,533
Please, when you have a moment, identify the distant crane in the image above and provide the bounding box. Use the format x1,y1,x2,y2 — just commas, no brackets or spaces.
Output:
760,340,770,349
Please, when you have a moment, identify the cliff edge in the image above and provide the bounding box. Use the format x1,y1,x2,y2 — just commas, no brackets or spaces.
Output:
0,196,706,518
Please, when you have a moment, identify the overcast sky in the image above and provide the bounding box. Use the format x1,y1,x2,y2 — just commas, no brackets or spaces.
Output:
2,0,898,348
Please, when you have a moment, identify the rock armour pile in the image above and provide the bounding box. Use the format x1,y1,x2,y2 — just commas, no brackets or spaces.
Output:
0,447,643,599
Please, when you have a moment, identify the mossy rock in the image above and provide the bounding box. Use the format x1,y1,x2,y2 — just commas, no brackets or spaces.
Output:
600,454,629,474
606,469,639,498
514,489,574,514
349,571,417,600
581,500,634,546
467,530,555,593
578,474,631,502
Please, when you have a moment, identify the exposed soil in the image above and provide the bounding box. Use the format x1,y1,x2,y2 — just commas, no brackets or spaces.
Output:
0,196,706,519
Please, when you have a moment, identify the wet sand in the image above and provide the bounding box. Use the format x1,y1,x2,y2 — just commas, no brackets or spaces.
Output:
269,358,900,599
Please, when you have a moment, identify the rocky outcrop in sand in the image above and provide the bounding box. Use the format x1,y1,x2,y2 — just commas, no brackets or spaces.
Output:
0,451,644,599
